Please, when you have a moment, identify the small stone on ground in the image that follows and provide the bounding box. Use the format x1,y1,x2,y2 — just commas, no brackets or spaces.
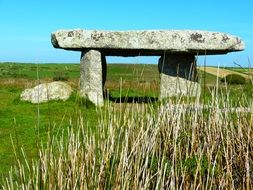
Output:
20,81,72,103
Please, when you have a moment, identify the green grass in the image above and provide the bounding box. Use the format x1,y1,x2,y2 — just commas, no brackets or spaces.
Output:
0,62,253,187
107,63,159,82
0,86,98,177
2,90,253,189
0,90,97,176
0,62,80,79
0,62,161,177
197,69,219,85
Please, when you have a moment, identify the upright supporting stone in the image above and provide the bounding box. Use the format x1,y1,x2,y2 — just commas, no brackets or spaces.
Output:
80,50,104,106
158,54,200,99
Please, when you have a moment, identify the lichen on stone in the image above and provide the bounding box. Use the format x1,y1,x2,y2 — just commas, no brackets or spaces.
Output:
190,33,205,43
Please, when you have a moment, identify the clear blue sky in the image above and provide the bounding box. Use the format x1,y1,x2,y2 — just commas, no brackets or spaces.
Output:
0,0,252,67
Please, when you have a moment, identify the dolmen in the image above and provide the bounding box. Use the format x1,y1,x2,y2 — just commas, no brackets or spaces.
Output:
51,29,244,106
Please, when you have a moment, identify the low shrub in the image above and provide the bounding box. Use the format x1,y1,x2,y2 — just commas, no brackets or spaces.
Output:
53,71,69,81
220,74,246,84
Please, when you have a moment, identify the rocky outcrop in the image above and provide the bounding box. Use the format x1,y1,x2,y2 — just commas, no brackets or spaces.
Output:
21,81,72,103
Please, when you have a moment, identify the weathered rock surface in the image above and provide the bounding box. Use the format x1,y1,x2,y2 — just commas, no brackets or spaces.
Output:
160,74,201,98
158,54,200,98
51,29,244,56
21,81,72,103
80,50,104,106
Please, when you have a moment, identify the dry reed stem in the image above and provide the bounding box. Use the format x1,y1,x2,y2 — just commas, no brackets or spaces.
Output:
1,93,253,189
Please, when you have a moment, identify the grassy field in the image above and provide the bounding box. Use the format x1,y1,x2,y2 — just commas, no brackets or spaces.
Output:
1,62,253,189
198,66,249,78
0,63,161,177
228,67,253,76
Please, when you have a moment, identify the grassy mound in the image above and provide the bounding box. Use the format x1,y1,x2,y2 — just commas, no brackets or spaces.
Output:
220,74,247,84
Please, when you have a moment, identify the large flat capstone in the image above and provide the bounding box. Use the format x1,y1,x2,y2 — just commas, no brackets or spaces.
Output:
51,29,244,56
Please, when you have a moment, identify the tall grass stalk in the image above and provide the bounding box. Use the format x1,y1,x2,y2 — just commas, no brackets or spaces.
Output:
1,88,253,189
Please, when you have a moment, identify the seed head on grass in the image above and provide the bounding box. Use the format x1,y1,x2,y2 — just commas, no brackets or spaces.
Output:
2,85,253,189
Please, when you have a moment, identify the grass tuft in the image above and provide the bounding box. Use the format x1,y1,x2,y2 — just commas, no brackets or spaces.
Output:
1,91,253,189
1,63,253,189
